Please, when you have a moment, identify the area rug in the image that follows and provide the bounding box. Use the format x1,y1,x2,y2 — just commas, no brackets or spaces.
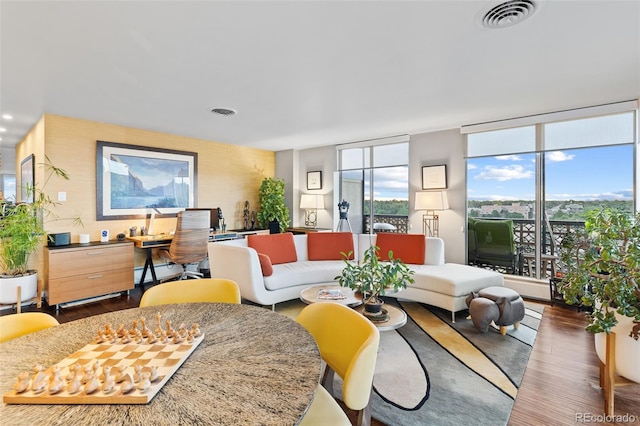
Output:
276,297,543,426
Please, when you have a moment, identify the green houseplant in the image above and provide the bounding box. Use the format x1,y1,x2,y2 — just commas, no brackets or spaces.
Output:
0,157,80,304
336,245,415,315
559,208,640,382
256,177,290,233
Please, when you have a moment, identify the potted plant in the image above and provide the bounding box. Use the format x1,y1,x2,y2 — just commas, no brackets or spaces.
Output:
559,208,640,383
256,177,290,233
0,157,80,305
336,245,415,317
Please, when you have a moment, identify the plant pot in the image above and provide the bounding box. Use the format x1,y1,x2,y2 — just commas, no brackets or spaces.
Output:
268,220,280,234
364,298,384,315
594,311,640,383
0,271,38,304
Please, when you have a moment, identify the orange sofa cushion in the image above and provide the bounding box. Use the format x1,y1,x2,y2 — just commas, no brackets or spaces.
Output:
307,232,355,260
247,233,297,265
257,253,273,276
376,233,425,264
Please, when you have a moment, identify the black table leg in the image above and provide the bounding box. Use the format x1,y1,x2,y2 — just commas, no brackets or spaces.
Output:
139,248,158,286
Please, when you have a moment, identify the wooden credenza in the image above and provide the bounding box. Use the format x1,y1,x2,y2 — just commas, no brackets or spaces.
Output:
45,241,134,306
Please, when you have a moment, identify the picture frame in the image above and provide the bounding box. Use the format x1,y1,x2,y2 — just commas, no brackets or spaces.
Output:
20,154,34,203
307,171,322,190
422,165,447,190
96,141,197,220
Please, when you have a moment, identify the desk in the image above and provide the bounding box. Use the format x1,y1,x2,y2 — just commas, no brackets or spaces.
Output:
127,235,173,286
0,303,321,425
128,231,244,286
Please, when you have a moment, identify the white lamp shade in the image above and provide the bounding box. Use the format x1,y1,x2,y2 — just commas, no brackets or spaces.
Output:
415,191,449,211
300,194,325,209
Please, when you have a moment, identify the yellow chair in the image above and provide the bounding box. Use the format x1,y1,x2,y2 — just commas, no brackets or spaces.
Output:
0,312,60,343
297,303,380,426
139,278,241,307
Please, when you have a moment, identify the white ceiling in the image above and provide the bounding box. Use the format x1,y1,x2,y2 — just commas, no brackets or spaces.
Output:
1,0,639,153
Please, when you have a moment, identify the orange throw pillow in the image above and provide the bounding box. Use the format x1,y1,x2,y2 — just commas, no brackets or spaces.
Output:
376,233,425,264
307,232,354,260
247,233,297,265
257,253,273,276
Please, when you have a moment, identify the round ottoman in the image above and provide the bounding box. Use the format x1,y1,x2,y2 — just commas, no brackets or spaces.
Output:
467,286,525,335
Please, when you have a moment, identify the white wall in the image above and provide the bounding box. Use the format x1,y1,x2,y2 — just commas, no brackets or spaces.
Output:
278,146,336,230
409,129,467,263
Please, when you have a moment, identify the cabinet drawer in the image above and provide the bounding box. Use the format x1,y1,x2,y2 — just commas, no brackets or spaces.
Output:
46,268,133,305
48,246,132,278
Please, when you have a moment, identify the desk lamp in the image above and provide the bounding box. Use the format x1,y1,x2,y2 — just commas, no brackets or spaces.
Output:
300,194,325,228
147,208,163,236
415,191,449,237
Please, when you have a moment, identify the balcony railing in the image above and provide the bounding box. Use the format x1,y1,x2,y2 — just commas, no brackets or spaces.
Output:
364,214,585,278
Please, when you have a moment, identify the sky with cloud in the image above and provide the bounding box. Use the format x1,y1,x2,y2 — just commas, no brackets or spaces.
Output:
467,144,633,201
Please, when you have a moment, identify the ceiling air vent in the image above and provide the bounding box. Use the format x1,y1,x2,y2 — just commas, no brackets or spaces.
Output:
481,0,538,29
210,108,237,116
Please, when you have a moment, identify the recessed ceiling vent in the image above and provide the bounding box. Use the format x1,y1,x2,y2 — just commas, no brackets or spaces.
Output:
481,0,538,29
210,108,237,116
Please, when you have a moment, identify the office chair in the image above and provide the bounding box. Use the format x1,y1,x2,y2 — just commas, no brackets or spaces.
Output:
0,312,60,343
297,303,380,426
159,210,210,280
139,278,241,307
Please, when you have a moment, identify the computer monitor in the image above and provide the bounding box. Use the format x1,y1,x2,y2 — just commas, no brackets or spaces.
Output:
186,207,222,230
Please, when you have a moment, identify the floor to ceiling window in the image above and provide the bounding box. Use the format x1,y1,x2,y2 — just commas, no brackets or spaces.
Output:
466,104,637,279
337,136,409,234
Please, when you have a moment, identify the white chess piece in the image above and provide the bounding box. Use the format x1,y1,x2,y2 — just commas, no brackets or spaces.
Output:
12,372,30,393
67,375,81,394
137,372,151,392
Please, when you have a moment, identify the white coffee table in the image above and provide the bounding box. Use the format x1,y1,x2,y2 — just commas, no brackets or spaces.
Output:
300,284,363,307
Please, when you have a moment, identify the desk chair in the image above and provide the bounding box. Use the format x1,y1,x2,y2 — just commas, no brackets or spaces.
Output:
159,210,210,280
139,278,241,307
297,303,380,426
0,312,59,343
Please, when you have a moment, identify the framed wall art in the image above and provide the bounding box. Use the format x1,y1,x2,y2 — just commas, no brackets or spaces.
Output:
20,154,34,203
422,165,447,190
96,141,197,220
307,171,322,190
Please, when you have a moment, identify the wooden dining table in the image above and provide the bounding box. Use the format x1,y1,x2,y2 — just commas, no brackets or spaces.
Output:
0,303,321,425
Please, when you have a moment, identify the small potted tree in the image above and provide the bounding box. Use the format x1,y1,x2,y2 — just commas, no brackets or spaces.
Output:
336,245,414,320
0,157,80,305
256,177,290,233
560,208,640,383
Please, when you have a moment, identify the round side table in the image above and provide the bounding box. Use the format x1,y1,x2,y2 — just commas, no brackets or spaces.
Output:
300,284,363,307
354,304,407,331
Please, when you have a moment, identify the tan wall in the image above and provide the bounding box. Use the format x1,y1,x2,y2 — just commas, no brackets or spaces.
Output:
17,114,275,272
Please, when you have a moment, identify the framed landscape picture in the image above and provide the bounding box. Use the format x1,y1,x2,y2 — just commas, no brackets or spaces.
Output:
96,141,197,220
422,165,447,190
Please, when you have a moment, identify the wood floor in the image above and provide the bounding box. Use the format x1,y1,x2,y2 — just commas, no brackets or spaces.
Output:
4,288,639,426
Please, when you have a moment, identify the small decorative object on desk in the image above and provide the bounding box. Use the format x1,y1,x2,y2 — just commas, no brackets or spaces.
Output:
317,288,346,300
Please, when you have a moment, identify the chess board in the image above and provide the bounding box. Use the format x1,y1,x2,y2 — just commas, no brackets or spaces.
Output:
3,334,204,405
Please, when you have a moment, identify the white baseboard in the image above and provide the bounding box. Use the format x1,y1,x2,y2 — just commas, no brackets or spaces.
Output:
504,275,550,301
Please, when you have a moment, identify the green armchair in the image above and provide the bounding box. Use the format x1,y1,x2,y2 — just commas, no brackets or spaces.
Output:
471,219,520,274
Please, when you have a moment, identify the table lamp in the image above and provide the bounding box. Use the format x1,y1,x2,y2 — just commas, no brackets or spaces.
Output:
415,191,449,237
300,194,325,228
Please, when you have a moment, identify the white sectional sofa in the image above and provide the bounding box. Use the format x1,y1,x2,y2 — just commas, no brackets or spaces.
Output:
208,232,503,321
